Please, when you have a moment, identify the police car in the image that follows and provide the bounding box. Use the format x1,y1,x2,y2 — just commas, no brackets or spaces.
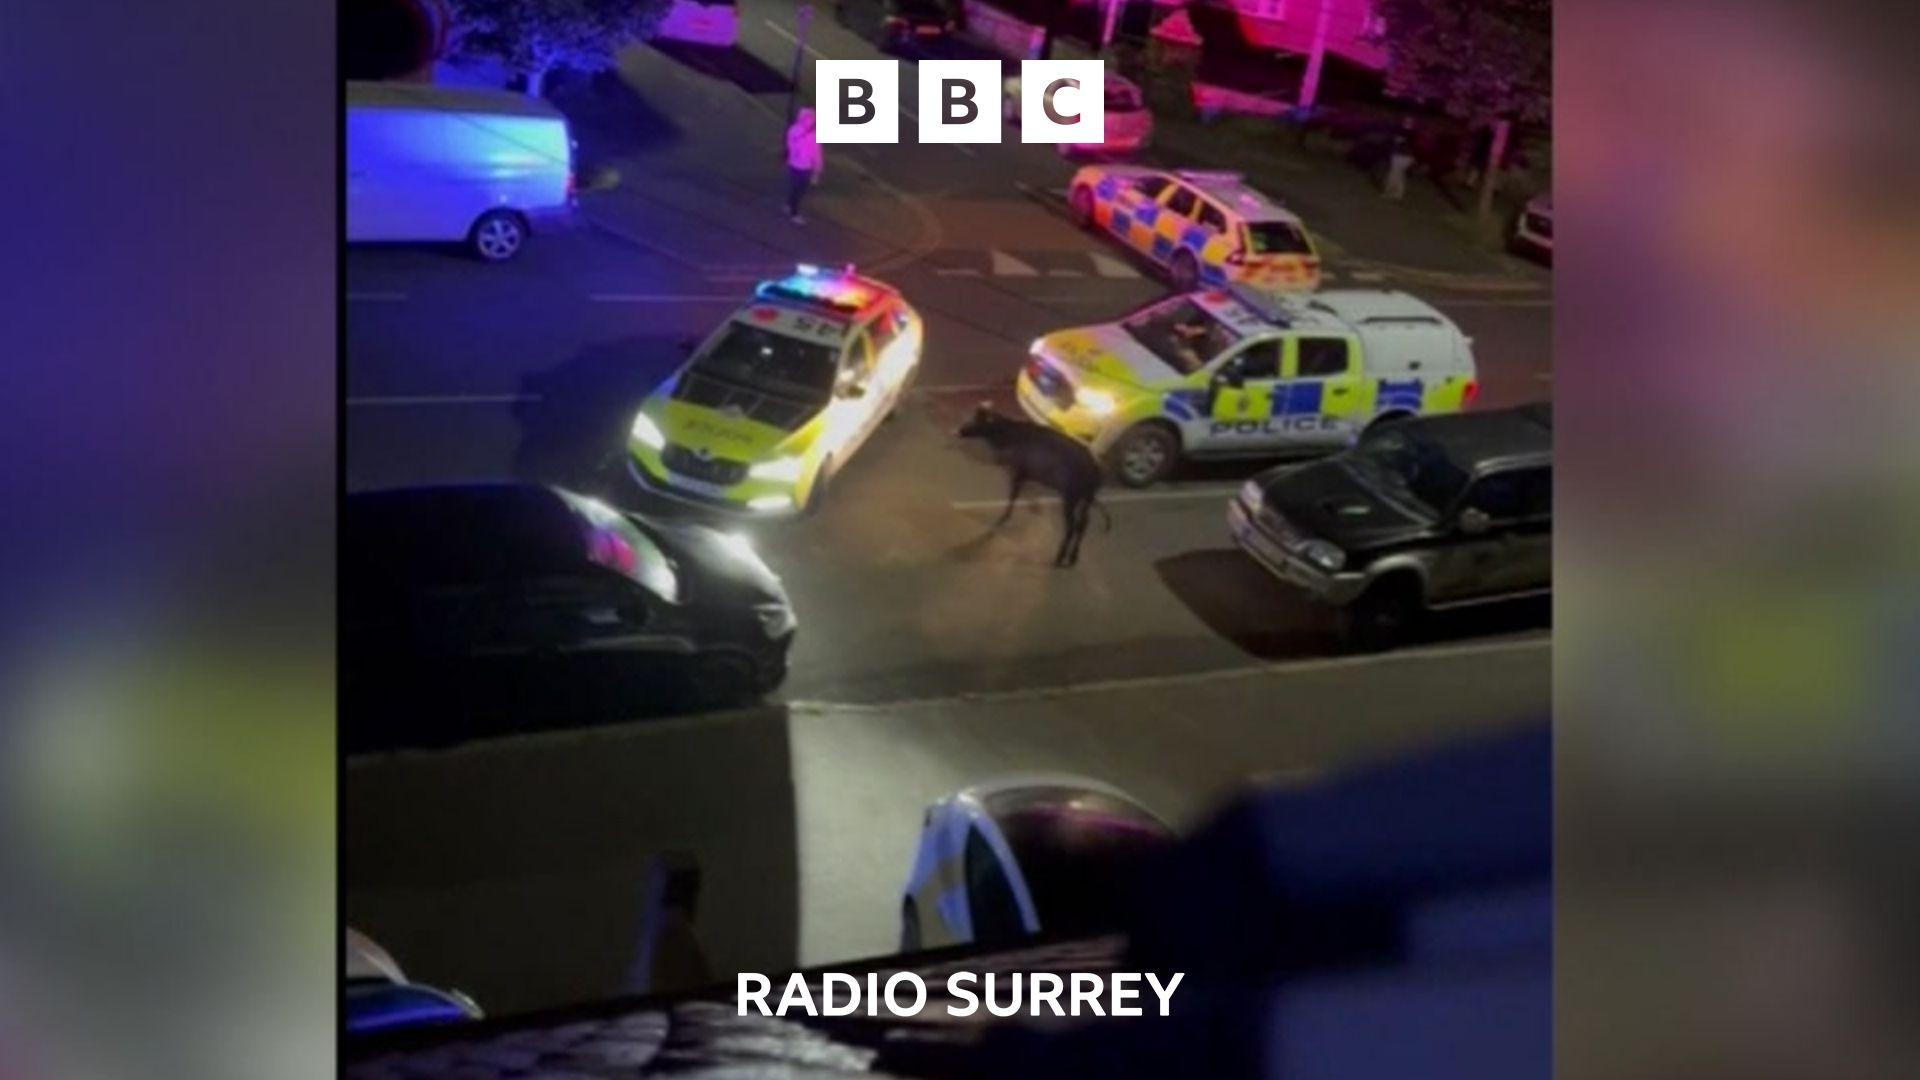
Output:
628,264,922,515
1067,167,1322,292
1016,285,1480,487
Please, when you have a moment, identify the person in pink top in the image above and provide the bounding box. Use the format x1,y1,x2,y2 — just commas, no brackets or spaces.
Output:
785,107,823,225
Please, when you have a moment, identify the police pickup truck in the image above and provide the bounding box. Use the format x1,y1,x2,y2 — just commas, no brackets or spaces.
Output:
1017,285,1479,486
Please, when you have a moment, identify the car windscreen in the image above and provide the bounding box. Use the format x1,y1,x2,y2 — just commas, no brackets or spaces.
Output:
692,322,838,403
1347,426,1471,516
1246,220,1312,255
559,491,680,603
1120,296,1244,375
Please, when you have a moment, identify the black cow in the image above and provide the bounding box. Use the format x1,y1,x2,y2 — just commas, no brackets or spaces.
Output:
957,404,1111,567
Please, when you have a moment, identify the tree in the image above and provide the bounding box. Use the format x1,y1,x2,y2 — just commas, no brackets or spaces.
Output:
450,0,670,97
1374,0,1550,220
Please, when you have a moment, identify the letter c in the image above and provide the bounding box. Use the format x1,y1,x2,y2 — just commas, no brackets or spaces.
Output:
1043,78,1080,125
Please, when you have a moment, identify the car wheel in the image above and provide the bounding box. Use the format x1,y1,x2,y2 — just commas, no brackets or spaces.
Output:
685,651,757,711
1346,576,1421,652
1169,250,1201,292
901,899,922,952
1068,185,1095,228
469,210,527,262
1108,424,1178,488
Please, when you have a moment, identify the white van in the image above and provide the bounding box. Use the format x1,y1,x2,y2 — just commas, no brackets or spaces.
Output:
346,81,576,262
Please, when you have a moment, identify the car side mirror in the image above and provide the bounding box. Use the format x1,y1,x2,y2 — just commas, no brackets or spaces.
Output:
1458,507,1492,535
1216,366,1245,390
837,381,866,400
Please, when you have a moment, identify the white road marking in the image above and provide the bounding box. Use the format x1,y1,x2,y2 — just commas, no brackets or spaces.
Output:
1349,270,1388,282
346,292,408,302
950,484,1241,510
347,394,541,407
1087,252,1139,278
990,250,1039,277
791,638,1550,711
763,20,826,59
589,293,740,302
933,266,983,277
1045,268,1085,278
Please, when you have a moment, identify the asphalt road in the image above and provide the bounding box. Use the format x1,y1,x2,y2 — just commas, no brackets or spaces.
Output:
346,2,1551,707
344,1,1553,1014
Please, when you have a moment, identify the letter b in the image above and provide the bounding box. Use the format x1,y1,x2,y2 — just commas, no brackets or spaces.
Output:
816,60,899,143
917,60,1000,143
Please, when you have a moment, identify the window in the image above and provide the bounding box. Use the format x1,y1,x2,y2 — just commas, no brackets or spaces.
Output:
964,827,1027,944
1482,465,1554,520
1164,185,1198,218
866,309,898,356
1296,337,1350,377
1120,296,1245,374
1231,342,1281,380
1198,202,1229,233
692,323,838,402
1246,221,1313,255
1133,176,1170,200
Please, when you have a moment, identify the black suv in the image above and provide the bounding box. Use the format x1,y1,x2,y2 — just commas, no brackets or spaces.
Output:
1228,404,1551,648
343,484,795,749
877,0,958,49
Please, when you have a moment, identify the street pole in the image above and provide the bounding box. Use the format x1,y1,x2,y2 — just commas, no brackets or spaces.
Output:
1297,0,1333,114
1100,0,1123,52
786,4,813,125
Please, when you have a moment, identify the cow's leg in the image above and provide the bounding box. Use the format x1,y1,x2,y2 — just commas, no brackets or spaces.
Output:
1064,500,1090,565
1054,497,1080,566
995,471,1027,528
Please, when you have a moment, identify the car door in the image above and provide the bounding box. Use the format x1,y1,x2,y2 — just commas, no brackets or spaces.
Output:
827,326,885,460
517,571,693,699
1103,173,1170,249
1195,338,1283,453
1149,182,1202,267
1275,334,1365,449
1187,198,1235,287
1426,465,1553,604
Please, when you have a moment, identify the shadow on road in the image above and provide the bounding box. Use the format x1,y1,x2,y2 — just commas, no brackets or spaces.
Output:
1155,548,1339,659
651,41,793,95
551,70,686,173
511,334,686,492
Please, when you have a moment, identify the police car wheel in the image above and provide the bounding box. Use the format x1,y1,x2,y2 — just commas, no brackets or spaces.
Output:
1069,185,1095,227
469,210,526,262
1109,424,1177,488
1169,250,1200,292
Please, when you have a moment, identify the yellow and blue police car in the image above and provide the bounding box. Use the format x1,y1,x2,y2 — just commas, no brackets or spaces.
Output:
1067,167,1322,293
1016,284,1480,487
628,264,923,515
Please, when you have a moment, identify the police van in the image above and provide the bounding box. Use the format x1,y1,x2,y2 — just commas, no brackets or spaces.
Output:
628,264,923,516
1016,285,1479,486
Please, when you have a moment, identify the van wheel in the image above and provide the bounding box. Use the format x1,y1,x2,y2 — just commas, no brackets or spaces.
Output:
1108,424,1178,488
1169,250,1201,292
1068,185,1095,228
1345,576,1421,652
469,210,526,262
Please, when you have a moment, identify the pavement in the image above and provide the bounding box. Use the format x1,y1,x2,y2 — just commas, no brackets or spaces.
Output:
344,0,1553,1022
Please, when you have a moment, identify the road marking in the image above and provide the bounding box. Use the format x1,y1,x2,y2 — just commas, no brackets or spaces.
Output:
790,637,1550,711
934,266,983,277
347,394,541,407
950,484,1242,510
1045,268,1085,278
1349,270,1388,282
1088,252,1139,279
346,292,407,302
589,293,740,303
763,20,826,59
990,250,1039,277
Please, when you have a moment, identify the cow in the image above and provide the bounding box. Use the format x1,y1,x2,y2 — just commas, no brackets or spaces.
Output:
957,403,1111,567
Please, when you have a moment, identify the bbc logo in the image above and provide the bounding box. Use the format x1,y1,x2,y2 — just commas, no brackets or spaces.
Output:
815,59,1104,145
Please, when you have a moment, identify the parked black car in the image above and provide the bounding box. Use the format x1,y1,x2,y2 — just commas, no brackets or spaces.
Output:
343,484,794,749
1228,404,1551,648
878,0,958,49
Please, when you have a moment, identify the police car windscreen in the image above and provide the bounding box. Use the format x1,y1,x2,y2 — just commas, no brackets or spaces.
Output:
1246,221,1312,255
1121,296,1243,375
691,323,838,405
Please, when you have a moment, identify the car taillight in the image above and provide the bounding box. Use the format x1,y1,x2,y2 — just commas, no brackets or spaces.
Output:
1462,379,1480,406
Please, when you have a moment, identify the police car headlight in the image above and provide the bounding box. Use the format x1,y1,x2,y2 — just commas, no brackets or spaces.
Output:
1302,540,1346,572
1075,388,1117,416
749,455,806,483
1239,479,1264,508
630,411,666,450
